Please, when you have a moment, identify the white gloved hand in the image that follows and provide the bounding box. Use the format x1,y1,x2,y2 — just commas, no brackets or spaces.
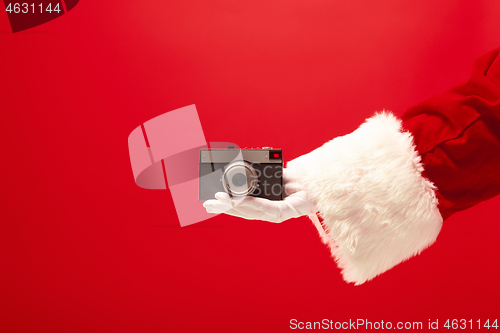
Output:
203,168,317,223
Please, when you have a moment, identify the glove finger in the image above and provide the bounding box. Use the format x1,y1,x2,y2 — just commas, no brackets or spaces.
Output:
204,194,250,215
282,168,292,182
223,207,263,220
214,192,248,207
205,202,263,220
283,190,318,215
283,181,301,196
282,169,303,196
283,168,299,183
207,190,314,223
233,196,284,221
237,192,314,221
203,199,232,214
234,195,275,209
214,192,231,204
210,195,281,221
230,204,270,220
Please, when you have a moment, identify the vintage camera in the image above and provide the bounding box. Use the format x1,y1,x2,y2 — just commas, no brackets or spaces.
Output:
199,147,283,201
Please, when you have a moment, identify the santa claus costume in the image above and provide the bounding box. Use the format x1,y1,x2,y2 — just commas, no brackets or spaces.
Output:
205,47,500,285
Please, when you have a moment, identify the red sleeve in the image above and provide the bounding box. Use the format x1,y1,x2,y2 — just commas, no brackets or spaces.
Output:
285,49,500,283
402,48,500,220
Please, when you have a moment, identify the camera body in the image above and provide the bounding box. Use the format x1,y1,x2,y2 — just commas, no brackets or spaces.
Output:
199,147,283,201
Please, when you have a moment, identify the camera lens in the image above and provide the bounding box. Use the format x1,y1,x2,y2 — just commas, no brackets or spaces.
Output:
222,161,258,196
232,173,247,187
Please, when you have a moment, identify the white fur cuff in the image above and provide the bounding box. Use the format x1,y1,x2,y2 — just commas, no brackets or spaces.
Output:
287,112,443,285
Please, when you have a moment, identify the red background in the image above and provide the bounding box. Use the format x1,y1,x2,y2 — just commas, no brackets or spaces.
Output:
1,1,499,332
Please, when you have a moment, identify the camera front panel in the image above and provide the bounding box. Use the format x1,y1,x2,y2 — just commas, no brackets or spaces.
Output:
250,163,283,200
199,162,226,200
199,148,283,201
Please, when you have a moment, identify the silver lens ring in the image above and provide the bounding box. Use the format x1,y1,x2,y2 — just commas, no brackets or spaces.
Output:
221,161,258,196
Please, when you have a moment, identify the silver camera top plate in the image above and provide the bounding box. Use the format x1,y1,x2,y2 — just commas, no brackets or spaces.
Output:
200,148,282,164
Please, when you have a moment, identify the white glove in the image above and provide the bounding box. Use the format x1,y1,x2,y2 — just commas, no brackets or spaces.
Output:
203,168,317,223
